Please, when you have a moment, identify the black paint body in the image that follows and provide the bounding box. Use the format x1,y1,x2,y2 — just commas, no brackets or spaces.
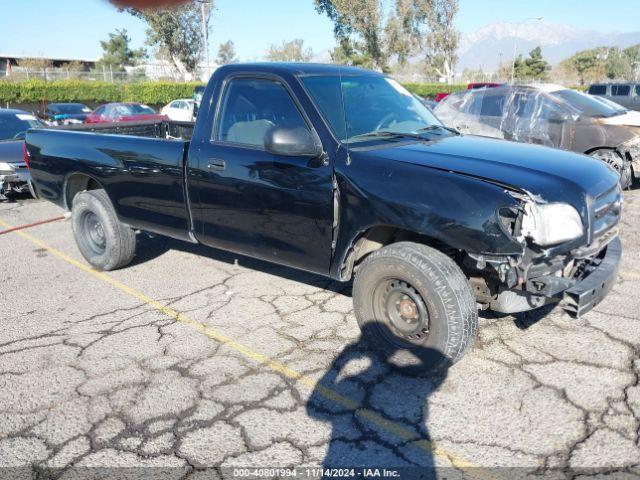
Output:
26,63,620,282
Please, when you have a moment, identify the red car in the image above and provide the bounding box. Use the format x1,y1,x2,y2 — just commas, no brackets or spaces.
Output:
435,83,504,103
85,103,168,124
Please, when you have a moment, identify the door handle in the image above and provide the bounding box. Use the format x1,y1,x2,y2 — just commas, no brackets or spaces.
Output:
129,165,160,176
207,158,226,171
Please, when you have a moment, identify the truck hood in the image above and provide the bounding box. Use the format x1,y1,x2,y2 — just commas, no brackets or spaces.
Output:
363,134,619,202
600,110,640,127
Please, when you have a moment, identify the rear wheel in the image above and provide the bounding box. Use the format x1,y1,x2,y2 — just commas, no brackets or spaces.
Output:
72,189,136,271
353,242,478,375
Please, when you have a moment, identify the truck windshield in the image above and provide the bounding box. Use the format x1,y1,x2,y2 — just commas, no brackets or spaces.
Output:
302,74,442,143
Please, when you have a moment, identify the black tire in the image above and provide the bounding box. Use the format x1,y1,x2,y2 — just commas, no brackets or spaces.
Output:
71,189,136,271
353,242,478,375
589,149,633,190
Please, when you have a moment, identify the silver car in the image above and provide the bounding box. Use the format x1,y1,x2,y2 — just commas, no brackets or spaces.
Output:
0,109,43,200
435,84,640,188
587,83,640,111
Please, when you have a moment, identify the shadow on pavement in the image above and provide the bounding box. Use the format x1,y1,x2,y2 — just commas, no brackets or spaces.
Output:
306,323,451,476
480,303,557,330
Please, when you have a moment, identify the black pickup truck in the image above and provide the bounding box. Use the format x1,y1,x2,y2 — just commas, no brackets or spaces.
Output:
26,63,622,372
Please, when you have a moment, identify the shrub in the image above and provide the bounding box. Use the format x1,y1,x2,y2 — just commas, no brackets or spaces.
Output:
0,80,204,105
403,83,467,98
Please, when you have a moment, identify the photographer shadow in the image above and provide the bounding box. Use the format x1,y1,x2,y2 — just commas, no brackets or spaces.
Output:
307,323,452,478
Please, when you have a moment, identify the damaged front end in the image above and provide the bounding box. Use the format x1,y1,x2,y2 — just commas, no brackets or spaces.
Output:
0,161,33,200
466,185,622,318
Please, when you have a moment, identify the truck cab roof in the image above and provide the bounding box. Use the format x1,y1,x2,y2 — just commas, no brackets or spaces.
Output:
214,62,381,77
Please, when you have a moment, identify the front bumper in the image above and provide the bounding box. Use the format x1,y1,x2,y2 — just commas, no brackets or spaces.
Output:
560,236,621,317
490,236,621,316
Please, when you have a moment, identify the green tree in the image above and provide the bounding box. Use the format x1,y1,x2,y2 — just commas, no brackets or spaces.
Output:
560,45,639,84
98,29,146,72
565,49,600,85
423,0,460,83
605,47,632,80
623,44,640,80
266,39,313,62
512,47,550,80
314,0,385,70
315,0,459,77
124,1,212,79
217,40,237,65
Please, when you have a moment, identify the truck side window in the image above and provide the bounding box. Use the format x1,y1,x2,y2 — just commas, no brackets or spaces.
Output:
479,92,505,117
215,78,309,147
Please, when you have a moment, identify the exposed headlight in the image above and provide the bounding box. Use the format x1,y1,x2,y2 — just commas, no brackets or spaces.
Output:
0,162,16,175
521,202,584,246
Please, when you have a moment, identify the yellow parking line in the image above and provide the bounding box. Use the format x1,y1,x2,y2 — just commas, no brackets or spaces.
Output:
0,218,487,476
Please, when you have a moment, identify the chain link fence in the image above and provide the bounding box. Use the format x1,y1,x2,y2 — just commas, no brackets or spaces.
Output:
1,65,212,83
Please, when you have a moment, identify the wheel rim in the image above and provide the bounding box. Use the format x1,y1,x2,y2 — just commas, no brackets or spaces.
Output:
590,150,624,175
80,211,106,255
375,279,430,343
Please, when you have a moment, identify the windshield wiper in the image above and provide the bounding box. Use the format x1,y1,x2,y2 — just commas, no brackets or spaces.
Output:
414,124,461,135
348,130,432,142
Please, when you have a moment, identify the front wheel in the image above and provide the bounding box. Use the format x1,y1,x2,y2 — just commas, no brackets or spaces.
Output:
353,242,478,375
589,149,633,189
71,189,136,271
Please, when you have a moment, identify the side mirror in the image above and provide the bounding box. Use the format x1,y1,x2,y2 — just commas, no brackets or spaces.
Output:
13,131,26,140
264,126,323,158
548,110,570,123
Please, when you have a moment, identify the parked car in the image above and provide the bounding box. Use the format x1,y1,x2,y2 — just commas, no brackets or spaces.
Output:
435,83,640,188
85,103,168,124
161,99,196,122
193,85,206,119
42,103,92,125
27,64,622,372
587,83,640,111
193,86,205,107
435,82,503,103
0,109,43,199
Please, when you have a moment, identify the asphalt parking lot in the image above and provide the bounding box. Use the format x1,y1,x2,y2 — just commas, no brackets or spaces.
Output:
1,193,639,479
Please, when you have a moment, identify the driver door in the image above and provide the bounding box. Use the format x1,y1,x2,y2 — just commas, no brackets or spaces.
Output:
190,76,334,274
506,92,569,148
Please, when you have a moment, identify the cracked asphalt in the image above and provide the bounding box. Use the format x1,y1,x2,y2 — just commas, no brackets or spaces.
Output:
0,192,639,479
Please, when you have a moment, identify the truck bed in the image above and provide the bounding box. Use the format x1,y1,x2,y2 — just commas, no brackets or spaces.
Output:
27,122,194,242
57,120,195,141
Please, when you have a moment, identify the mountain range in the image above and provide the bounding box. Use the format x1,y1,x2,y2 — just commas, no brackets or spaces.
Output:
458,22,640,72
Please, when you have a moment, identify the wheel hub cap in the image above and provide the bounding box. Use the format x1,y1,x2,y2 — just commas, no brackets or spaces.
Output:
383,280,429,340
82,211,106,255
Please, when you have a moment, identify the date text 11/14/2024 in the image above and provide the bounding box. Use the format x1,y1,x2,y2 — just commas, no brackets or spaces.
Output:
231,468,402,478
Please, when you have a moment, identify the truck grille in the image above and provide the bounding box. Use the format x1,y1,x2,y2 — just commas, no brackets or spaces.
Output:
592,184,622,240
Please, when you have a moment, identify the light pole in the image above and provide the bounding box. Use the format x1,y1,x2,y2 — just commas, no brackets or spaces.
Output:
511,16,543,84
198,0,212,80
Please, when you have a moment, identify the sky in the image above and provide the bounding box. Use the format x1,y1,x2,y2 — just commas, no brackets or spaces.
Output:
0,0,638,61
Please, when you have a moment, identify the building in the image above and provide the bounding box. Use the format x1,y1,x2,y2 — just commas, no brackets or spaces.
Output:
0,54,97,77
